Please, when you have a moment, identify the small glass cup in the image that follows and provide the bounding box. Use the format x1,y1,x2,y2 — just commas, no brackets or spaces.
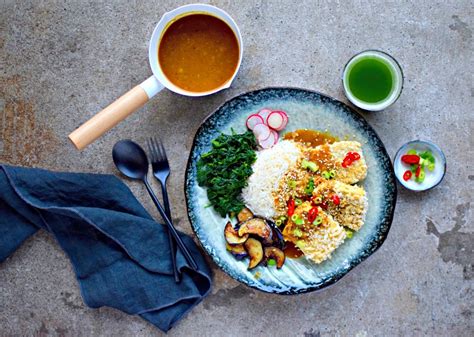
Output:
342,50,404,111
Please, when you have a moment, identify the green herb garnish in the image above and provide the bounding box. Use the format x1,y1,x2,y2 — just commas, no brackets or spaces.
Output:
197,130,257,217
267,259,276,266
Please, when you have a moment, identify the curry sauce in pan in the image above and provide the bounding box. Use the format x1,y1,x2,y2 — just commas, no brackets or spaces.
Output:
158,14,239,93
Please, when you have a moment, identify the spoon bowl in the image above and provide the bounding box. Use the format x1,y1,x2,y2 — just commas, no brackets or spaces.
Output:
112,140,149,180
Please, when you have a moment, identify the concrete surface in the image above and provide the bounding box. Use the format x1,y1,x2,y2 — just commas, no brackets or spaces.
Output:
1,0,473,336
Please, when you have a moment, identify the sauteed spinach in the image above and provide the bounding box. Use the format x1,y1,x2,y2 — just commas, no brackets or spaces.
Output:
197,130,257,217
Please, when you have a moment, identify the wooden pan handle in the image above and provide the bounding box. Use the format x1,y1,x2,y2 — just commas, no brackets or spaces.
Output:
69,76,163,150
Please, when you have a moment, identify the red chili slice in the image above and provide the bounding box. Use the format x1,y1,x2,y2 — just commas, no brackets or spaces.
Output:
307,207,318,223
401,154,420,165
342,157,352,168
331,195,340,205
349,152,361,161
415,165,421,178
342,152,360,168
287,198,295,217
403,170,412,181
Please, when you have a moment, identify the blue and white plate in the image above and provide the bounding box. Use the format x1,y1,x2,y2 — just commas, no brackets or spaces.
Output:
185,87,397,294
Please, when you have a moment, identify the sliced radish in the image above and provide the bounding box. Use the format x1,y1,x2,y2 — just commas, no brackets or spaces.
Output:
259,133,276,149
253,123,271,140
272,110,288,128
258,108,272,123
271,130,279,144
275,110,288,120
257,132,272,143
266,111,286,131
279,114,288,129
246,114,264,130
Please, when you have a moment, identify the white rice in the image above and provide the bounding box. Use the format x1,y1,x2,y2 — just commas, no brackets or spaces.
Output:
242,140,301,218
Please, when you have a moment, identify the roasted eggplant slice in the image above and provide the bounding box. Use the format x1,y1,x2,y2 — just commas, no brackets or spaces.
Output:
244,238,264,269
267,220,286,250
264,247,286,269
226,243,248,260
237,207,254,223
224,222,248,245
238,218,272,241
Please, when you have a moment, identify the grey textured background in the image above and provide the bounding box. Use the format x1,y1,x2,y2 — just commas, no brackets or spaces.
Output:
1,1,473,336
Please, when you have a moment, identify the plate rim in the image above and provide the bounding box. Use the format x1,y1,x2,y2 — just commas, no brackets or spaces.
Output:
184,86,397,295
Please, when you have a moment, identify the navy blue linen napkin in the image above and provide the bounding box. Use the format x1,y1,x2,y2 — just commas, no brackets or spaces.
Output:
0,164,212,332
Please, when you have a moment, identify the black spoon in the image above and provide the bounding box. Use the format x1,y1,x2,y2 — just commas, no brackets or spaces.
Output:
112,140,198,271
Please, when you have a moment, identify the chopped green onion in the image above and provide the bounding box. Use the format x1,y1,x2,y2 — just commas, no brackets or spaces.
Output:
301,159,319,172
313,216,323,226
427,162,435,171
416,169,426,183
267,258,276,266
291,214,305,225
313,196,323,204
410,165,418,173
288,180,296,189
420,150,435,163
295,198,303,206
304,178,315,195
407,149,417,155
329,170,336,178
275,219,282,227
308,162,319,172
301,159,315,170
295,240,306,249
293,228,303,237
322,171,331,179
345,228,353,238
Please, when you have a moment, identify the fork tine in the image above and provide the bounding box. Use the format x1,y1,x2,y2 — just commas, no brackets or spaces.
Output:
152,137,162,162
146,138,155,162
158,138,168,162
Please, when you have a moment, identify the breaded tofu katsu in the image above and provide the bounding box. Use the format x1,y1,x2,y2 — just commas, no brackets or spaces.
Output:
313,180,368,231
282,201,347,264
305,141,367,184
275,140,368,264
242,136,369,265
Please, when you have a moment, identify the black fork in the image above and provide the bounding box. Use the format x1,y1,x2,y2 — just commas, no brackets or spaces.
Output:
147,137,198,278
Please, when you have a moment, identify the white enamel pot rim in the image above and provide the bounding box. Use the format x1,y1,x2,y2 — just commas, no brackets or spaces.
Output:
146,3,244,98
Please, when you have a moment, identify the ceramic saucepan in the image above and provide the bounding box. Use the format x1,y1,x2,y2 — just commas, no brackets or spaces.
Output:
69,4,243,150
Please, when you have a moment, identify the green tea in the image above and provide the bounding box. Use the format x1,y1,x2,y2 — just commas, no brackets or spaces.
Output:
346,57,394,103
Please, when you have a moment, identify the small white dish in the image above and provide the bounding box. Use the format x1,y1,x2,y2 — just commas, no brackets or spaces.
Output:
394,140,446,192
